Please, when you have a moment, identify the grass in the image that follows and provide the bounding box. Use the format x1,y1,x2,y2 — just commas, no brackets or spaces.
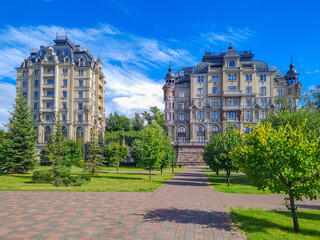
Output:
0,171,176,192
205,173,274,194
70,165,184,172
230,209,320,240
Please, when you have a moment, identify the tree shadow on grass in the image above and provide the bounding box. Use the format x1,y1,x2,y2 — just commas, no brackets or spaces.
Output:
92,175,143,180
273,210,320,221
295,204,320,211
140,207,235,230
231,211,320,237
206,174,252,187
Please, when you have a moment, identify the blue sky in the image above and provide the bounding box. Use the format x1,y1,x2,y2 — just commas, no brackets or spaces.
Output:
0,0,319,127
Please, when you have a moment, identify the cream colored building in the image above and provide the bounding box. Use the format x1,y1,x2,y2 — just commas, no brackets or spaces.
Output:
163,45,301,164
16,36,105,149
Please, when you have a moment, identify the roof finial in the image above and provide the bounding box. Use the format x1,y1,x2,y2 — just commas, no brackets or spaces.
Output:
291,56,293,64
228,42,233,49
168,60,172,73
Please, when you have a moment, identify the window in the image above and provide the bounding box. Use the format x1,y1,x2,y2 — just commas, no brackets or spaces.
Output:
79,91,83,98
79,70,83,76
246,99,252,107
260,87,266,94
228,99,237,106
212,75,218,82
197,126,205,142
47,102,54,108
168,113,171,120
227,112,236,119
34,69,39,76
33,113,38,120
210,125,219,133
62,113,67,121
34,102,39,109
179,102,184,109
168,102,171,109
228,86,237,92
246,75,249,81
23,92,28,99
46,114,54,121
63,69,68,76
34,80,39,87
78,114,83,122
62,49,68,56
44,126,52,143
246,86,252,93
260,75,266,82
179,91,185,98
62,102,67,109
197,111,204,119
277,103,282,109
197,88,203,95
34,91,39,98
62,91,67,98
179,113,185,121
76,127,84,140
260,99,266,107
212,87,218,94
78,103,83,110
48,79,54,84
260,111,266,119
177,127,186,142
249,74,252,81
178,127,186,133
23,81,28,88
79,79,83,87
229,61,235,67
197,76,204,83
63,79,67,87
246,111,252,119
212,111,218,119
47,91,54,97
62,126,68,138
212,99,218,107
228,74,236,81
198,101,203,107
277,89,282,96
47,68,54,73
245,126,252,133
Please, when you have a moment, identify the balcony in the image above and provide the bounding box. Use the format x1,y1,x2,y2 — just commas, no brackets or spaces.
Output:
42,84,54,89
223,90,243,96
42,95,54,100
223,105,241,111
42,72,55,77
41,107,54,112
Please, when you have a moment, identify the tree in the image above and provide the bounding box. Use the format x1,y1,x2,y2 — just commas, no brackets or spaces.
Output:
203,124,242,185
105,112,131,132
132,112,144,131
301,85,320,110
46,120,68,168
65,138,83,167
139,122,167,180
97,132,108,164
130,139,143,165
83,138,103,175
106,142,128,173
159,138,173,174
142,106,166,132
230,122,320,233
1,93,38,173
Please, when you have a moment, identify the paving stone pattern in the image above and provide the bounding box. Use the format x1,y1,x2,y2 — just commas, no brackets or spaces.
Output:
0,167,319,239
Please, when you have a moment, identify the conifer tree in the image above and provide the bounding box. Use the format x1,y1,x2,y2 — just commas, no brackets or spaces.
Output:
1,93,38,173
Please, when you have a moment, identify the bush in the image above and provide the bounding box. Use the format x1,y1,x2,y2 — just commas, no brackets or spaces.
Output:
32,169,54,183
52,166,91,187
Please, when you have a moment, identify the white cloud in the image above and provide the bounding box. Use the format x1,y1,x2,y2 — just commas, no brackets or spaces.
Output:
306,69,319,75
0,83,16,129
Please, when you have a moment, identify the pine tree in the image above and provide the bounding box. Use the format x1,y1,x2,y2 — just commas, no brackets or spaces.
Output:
47,120,68,167
84,138,103,175
1,93,38,173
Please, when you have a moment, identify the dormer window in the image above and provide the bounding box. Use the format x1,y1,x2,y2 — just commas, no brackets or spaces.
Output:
197,76,204,83
80,58,84,67
62,49,68,56
229,61,235,67
64,57,69,63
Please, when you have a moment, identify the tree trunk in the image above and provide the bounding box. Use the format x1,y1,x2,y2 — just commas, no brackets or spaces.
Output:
116,164,119,174
216,168,219,176
289,193,299,233
149,169,151,181
161,166,163,175
226,170,231,186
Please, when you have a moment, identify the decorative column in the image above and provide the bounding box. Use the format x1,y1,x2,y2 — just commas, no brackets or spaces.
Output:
54,63,59,114
39,64,44,110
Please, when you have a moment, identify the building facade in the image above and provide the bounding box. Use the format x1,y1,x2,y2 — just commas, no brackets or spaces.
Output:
16,36,105,149
163,45,301,164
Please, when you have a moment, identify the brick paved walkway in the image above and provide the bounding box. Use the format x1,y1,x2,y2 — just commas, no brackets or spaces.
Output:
0,167,242,240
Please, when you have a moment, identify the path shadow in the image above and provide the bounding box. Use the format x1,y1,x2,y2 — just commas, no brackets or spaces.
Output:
165,181,208,187
296,204,320,210
140,207,234,230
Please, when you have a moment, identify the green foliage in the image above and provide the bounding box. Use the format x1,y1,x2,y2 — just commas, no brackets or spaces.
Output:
65,139,83,167
142,106,167,132
52,165,91,187
265,108,320,135
130,139,143,166
132,112,144,131
203,124,243,185
46,120,68,167
1,93,38,173
105,130,141,147
105,112,132,132
106,142,128,173
301,85,320,110
230,122,320,232
32,169,54,183
83,137,104,175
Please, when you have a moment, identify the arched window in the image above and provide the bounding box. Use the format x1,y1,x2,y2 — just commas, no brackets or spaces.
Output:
179,113,185,121
212,75,218,82
210,125,219,134
228,74,231,81
229,61,235,67
44,126,52,143
246,75,249,81
263,75,266,81
197,125,205,142
249,75,252,81
260,75,263,81
198,76,201,83
234,74,237,80
177,127,186,142
76,127,84,140
212,87,218,94
62,126,68,139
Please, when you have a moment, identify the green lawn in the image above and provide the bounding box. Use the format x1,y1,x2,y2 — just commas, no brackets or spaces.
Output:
0,171,176,192
230,209,320,240
205,173,274,194
70,165,184,172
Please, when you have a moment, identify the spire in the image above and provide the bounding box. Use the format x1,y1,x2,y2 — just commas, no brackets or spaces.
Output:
168,60,172,73
289,56,294,69
228,42,233,49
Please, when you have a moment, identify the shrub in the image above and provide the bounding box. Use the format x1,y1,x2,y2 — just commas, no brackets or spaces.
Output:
52,166,91,187
32,169,54,183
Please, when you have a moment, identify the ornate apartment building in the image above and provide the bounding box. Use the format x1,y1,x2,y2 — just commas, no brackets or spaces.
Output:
16,36,105,149
163,45,301,164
